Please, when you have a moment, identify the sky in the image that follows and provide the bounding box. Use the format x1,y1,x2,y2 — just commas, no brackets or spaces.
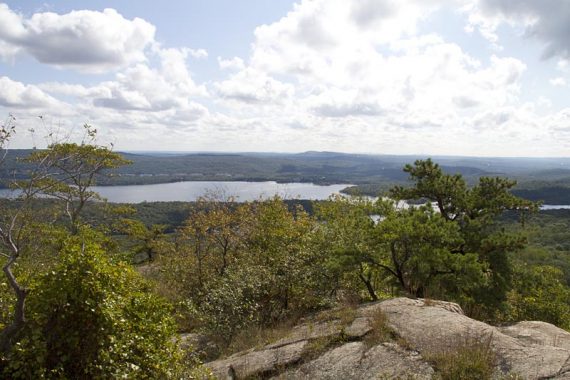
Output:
0,0,569,157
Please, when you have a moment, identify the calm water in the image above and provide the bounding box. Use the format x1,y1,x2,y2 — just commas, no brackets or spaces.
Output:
0,181,569,208
0,181,351,203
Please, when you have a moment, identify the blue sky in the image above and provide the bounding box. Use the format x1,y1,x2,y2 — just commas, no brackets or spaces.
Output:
0,0,569,156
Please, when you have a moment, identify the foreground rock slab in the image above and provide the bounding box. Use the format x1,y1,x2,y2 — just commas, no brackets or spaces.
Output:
273,342,433,380
208,340,308,379
375,298,570,379
205,297,570,379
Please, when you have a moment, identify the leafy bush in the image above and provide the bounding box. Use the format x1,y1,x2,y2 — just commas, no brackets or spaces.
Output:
503,264,570,329
196,265,269,342
3,229,187,379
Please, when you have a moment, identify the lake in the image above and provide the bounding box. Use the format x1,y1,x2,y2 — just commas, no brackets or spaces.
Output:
0,181,351,203
1,181,569,208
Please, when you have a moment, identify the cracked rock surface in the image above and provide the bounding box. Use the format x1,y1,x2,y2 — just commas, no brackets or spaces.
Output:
378,298,570,379
204,297,570,379
272,342,433,380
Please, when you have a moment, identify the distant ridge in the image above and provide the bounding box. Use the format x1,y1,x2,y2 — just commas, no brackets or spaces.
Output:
2,150,570,204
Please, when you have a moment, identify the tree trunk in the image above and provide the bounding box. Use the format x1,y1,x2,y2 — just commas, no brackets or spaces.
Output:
358,272,378,301
0,259,27,354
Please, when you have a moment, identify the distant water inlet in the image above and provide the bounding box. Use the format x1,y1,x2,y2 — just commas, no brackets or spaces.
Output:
540,205,570,210
0,181,351,203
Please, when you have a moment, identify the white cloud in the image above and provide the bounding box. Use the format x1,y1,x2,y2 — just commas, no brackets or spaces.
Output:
249,0,442,79
188,48,208,59
37,82,110,99
305,88,384,117
215,68,294,104
205,0,557,155
558,59,570,71
0,4,155,72
0,76,62,108
0,45,210,147
218,56,246,71
550,77,567,87
91,47,207,111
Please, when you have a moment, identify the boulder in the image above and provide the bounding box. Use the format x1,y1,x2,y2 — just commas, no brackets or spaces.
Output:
343,317,373,338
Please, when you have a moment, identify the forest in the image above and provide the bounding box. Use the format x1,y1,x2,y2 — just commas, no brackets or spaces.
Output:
0,128,570,378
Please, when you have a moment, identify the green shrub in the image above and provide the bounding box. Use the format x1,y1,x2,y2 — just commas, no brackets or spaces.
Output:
196,264,269,342
504,264,570,329
3,229,187,379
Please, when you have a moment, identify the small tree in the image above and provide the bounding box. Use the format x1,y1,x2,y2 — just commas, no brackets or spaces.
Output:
317,160,537,312
116,218,169,263
317,197,484,301
244,197,329,319
177,195,251,284
390,159,538,313
0,125,129,353
372,202,484,299
21,127,130,232
156,197,332,341
0,115,15,165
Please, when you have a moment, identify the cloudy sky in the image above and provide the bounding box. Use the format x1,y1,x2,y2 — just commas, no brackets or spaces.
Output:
0,0,569,156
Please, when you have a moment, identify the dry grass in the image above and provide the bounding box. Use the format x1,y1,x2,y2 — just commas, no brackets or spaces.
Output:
422,298,436,307
313,304,357,325
363,308,398,346
424,335,496,380
221,322,296,357
296,306,358,361
336,306,358,326
303,333,349,361
219,305,358,359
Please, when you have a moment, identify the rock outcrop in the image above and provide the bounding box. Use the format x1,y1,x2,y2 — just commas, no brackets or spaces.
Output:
204,297,570,379
378,298,570,379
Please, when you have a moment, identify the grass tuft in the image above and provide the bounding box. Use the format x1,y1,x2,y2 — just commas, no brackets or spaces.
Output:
425,335,496,380
363,308,398,346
